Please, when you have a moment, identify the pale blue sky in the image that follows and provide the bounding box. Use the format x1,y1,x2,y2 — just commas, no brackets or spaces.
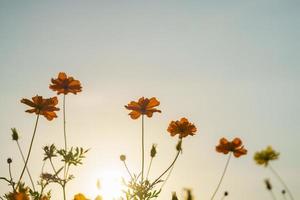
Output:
0,1,299,199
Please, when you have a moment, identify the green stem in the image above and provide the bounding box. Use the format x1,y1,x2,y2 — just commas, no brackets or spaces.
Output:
123,161,133,179
49,159,58,175
63,185,66,200
63,94,67,200
0,177,12,184
269,190,277,200
8,163,15,191
159,163,175,191
16,141,35,191
269,165,294,200
17,114,40,189
66,165,70,179
152,143,181,187
141,115,145,181
210,153,232,200
146,157,153,180
63,94,67,151
282,192,288,200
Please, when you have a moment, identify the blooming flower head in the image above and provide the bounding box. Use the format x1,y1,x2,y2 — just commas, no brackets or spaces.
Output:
167,118,197,139
49,72,82,95
6,192,30,200
39,195,50,200
73,193,88,200
125,97,161,119
216,137,247,158
254,146,279,166
21,95,60,120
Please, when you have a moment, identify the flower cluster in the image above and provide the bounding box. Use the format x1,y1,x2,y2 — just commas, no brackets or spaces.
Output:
6,73,295,200
0,72,88,200
122,97,198,200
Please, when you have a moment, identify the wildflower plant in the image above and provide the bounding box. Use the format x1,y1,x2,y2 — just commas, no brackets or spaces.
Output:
254,146,294,200
0,72,88,200
210,137,247,200
122,97,197,200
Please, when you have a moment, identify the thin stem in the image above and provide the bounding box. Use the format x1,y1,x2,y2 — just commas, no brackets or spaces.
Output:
141,115,145,182
63,186,66,200
269,190,277,200
210,153,232,200
123,161,133,179
49,159,58,175
8,163,15,191
63,94,67,180
63,94,67,151
66,165,70,179
16,141,35,191
282,193,288,200
159,163,175,191
0,177,12,184
152,144,181,187
269,165,294,200
63,94,67,200
146,157,153,180
17,114,40,189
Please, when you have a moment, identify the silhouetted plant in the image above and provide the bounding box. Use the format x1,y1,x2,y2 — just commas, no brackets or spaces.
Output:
122,97,197,200
0,72,87,200
254,146,294,200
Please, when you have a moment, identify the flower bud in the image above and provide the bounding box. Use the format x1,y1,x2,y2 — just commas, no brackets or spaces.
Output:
7,158,12,164
150,144,157,158
172,192,178,200
11,128,19,141
264,179,272,190
224,191,229,196
120,154,126,161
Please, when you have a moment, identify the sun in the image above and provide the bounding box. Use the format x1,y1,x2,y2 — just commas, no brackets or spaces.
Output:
93,170,123,200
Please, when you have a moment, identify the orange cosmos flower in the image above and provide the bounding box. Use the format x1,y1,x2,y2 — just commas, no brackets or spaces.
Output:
125,97,161,119
216,137,247,157
167,118,197,138
6,191,30,200
49,72,82,95
73,193,88,200
21,95,60,120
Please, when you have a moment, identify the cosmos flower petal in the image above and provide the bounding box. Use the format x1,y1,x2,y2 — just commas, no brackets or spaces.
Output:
125,97,161,119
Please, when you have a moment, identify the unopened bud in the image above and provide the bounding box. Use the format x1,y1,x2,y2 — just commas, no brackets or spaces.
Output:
11,128,19,141
7,158,12,164
120,154,126,161
172,192,179,200
264,179,272,190
150,144,157,158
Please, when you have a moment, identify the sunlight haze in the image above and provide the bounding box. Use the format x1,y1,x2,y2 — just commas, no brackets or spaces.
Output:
0,1,299,200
